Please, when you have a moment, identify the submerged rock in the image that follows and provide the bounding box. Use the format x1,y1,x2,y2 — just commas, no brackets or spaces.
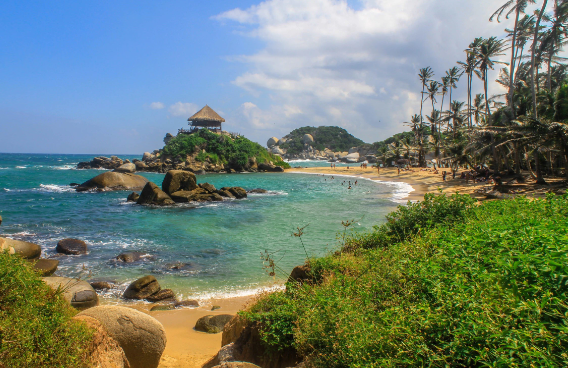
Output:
146,289,175,302
127,192,140,202
247,188,267,194
56,238,88,255
174,300,199,308
116,251,153,263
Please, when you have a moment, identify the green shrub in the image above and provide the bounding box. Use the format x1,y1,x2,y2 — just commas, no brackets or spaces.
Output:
243,194,568,367
0,252,93,367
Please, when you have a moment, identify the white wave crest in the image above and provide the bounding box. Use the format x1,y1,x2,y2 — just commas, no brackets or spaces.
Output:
39,184,76,193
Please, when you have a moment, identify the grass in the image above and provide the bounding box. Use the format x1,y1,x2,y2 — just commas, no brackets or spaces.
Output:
0,251,93,368
241,193,568,367
163,129,290,170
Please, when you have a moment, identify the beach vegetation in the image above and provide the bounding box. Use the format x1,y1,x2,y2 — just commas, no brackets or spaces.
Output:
0,251,93,367
241,193,568,366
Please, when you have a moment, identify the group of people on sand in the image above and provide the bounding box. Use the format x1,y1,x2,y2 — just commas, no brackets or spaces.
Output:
360,163,369,169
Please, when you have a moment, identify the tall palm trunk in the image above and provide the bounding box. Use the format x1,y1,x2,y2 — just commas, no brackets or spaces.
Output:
531,0,548,119
485,71,500,172
547,50,553,92
510,8,520,118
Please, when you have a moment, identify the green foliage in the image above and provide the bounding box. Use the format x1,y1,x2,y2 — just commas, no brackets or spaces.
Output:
279,126,365,154
243,194,568,367
163,129,288,170
554,83,568,121
0,252,93,367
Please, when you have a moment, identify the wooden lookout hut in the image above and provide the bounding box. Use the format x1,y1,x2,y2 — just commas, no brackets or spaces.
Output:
186,105,225,133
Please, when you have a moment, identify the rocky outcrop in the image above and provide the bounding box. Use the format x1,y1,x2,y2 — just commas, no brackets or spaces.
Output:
77,156,127,170
145,289,175,302
1,237,41,260
287,264,313,285
77,305,167,368
137,182,175,205
258,162,284,172
74,315,131,368
116,251,154,263
162,170,198,195
43,276,99,310
90,280,116,290
302,134,314,145
115,163,136,173
226,187,247,199
123,275,161,300
195,314,235,334
56,238,88,255
127,192,140,202
76,172,149,192
267,137,279,148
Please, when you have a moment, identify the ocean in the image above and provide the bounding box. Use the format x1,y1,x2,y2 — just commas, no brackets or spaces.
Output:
0,153,411,302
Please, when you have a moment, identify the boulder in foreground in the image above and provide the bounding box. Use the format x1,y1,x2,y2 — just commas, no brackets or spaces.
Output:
42,276,99,310
76,172,149,192
78,305,166,368
32,259,59,276
1,237,41,260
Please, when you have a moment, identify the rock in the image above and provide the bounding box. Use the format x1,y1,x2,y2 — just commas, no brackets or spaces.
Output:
199,182,217,193
90,281,115,290
195,314,235,334
137,182,175,206
127,192,140,202
247,188,267,194
116,251,153,263
343,152,360,163
348,147,358,154
302,134,314,145
73,315,130,368
150,304,175,311
271,146,284,155
43,276,99,310
164,262,199,271
0,215,2,225
195,169,207,175
227,187,247,199
218,189,235,199
123,275,161,300
212,362,261,368
142,152,154,161
258,162,284,172
174,300,199,308
212,305,221,311
114,163,136,173
1,237,41,259
217,342,237,363
76,172,149,192
32,259,59,276
162,170,197,195
288,264,312,285
56,238,88,255
267,137,279,148
210,193,224,201
164,133,174,145
135,161,148,170
146,289,175,302
69,182,80,186
77,305,167,368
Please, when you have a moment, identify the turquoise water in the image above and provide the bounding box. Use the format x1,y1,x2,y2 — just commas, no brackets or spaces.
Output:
0,153,410,301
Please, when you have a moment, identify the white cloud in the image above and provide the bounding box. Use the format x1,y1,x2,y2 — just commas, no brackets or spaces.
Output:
168,102,199,117
149,102,165,109
215,0,516,143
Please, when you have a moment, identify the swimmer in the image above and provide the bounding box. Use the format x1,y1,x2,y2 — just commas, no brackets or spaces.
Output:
348,185,352,189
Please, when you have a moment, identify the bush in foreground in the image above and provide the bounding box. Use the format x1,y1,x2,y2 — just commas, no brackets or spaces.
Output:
242,194,568,367
0,252,93,367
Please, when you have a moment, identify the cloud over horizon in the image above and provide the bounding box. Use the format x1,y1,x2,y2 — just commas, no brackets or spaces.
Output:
215,0,511,144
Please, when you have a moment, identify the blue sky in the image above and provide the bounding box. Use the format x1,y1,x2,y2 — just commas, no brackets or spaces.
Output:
0,0,516,154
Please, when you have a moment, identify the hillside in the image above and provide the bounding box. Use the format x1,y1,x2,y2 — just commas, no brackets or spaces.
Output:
279,126,365,155
161,128,290,172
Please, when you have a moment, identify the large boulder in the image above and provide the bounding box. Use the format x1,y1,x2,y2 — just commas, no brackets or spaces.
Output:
343,152,360,163
76,172,149,192
142,152,154,161
302,134,314,145
73,315,131,368
114,163,136,173
56,238,88,255
42,276,99,310
77,305,167,368
267,137,279,148
257,163,284,172
1,237,41,259
228,187,247,199
135,161,148,171
145,289,175,302
0,238,15,255
32,259,59,276
137,182,175,206
127,192,140,202
199,182,217,193
123,275,161,300
162,170,197,195
195,314,235,334
170,189,222,203
271,146,284,155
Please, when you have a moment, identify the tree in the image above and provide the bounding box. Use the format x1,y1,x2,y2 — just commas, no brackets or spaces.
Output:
531,0,550,119
445,67,463,114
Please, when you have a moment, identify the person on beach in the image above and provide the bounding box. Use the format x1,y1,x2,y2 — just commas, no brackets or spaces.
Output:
398,167,400,175
442,171,447,181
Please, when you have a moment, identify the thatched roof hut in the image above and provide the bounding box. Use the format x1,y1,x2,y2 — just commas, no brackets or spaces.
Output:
188,105,225,131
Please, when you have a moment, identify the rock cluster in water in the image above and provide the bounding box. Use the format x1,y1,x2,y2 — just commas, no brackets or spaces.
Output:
126,170,248,206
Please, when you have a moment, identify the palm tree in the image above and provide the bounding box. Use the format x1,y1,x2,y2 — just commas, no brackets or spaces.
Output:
510,15,536,87
459,38,483,127
440,76,450,116
443,101,466,136
472,93,487,125
427,81,440,129
491,0,535,116
445,67,463,113
541,1,568,91
531,0,550,118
